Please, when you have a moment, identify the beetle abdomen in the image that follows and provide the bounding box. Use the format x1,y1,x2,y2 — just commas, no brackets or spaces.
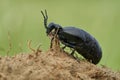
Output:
76,38,102,64
58,27,102,64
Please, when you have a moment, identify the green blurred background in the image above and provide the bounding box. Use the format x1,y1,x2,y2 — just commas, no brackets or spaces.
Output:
0,0,120,70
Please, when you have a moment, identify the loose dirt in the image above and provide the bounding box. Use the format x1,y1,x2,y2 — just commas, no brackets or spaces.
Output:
0,38,120,80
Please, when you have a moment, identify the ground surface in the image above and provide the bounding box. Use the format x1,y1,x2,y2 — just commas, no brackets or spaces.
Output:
0,38,120,80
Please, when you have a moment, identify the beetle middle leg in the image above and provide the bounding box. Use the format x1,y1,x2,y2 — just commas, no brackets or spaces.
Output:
50,28,60,49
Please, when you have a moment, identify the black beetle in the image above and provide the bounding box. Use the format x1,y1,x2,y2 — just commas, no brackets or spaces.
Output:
41,10,102,64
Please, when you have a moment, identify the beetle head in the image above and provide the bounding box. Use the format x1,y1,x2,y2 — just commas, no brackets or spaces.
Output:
47,22,62,35
41,10,62,35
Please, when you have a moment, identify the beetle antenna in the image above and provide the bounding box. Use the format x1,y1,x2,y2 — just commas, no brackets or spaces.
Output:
41,9,48,29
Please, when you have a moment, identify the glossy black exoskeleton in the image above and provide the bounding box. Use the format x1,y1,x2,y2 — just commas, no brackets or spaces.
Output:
41,10,102,64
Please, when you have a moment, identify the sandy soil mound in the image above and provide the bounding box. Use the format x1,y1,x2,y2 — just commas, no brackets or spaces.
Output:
0,50,120,80
0,38,120,80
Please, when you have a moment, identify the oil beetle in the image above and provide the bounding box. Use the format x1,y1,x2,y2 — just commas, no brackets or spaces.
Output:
41,10,102,64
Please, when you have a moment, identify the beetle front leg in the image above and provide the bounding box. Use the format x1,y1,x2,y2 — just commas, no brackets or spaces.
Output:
50,37,54,48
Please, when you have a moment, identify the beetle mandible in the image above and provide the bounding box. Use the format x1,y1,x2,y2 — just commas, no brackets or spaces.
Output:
41,10,102,64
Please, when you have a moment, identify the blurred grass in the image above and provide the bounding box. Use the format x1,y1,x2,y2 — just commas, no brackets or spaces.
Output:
0,0,120,70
